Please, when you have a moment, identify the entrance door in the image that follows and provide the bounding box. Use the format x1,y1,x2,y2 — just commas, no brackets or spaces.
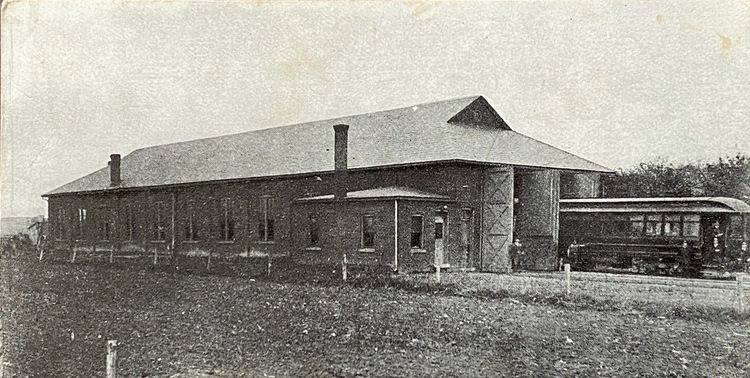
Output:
435,213,446,268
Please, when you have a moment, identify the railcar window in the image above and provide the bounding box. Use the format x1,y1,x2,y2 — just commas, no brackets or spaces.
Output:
664,215,681,236
629,215,644,237
729,216,744,239
683,215,700,238
645,214,663,236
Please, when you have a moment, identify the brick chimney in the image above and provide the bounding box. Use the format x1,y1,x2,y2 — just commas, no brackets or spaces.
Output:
110,154,121,186
333,124,349,200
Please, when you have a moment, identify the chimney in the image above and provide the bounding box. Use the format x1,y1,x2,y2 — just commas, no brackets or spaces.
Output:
110,154,121,186
333,124,349,200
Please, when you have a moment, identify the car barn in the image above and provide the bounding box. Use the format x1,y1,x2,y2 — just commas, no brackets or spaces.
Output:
43,96,611,273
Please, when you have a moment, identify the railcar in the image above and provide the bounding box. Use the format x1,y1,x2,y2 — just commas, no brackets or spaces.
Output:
559,197,750,277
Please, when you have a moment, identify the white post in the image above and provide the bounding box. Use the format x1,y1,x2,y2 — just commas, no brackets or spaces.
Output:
342,253,348,281
38,246,44,262
564,263,571,296
153,247,158,266
738,273,745,313
71,248,77,263
206,251,212,272
435,251,441,284
109,246,114,264
267,251,271,277
106,340,118,378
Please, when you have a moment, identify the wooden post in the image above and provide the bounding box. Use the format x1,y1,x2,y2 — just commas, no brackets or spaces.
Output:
153,247,158,266
38,246,44,262
342,253,348,281
206,250,212,272
564,263,571,296
106,340,118,378
71,248,77,263
738,273,745,313
435,250,441,284
109,245,114,264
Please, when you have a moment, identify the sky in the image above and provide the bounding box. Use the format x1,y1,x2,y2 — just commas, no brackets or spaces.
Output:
1,0,749,217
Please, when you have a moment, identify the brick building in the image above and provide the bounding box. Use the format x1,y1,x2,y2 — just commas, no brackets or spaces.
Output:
43,96,611,272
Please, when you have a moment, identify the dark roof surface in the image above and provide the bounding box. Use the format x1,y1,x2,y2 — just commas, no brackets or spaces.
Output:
297,187,452,202
46,96,612,196
560,197,750,214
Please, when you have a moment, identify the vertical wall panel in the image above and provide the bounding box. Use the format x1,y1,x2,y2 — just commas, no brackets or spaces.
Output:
481,167,514,272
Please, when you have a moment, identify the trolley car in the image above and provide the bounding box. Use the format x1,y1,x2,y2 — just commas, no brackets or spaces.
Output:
560,197,750,277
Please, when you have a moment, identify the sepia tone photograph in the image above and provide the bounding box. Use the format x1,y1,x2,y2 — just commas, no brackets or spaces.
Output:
1,0,749,376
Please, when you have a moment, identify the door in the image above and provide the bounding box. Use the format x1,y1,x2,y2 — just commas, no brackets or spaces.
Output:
435,213,446,268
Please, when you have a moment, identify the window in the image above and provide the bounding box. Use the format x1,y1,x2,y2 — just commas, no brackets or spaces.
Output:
153,202,167,241
645,214,662,236
308,215,320,246
184,202,199,241
410,215,424,248
258,197,274,242
683,214,700,238
56,209,66,240
75,208,87,240
663,215,681,236
629,214,644,237
124,204,135,241
729,215,744,240
361,215,375,249
98,207,112,241
219,198,235,241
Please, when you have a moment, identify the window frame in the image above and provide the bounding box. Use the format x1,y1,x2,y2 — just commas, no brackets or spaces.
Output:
307,214,320,249
153,201,167,242
219,198,235,242
258,196,275,242
410,214,424,249
124,204,135,242
183,201,199,242
75,207,87,241
55,208,66,241
360,214,375,250
97,206,112,242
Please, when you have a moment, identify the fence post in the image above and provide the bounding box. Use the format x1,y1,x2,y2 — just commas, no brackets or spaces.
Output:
342,253,348,281
738,273,745,313
206,250,212,272
564,263,571,296
71,248,77,263
106,340,118,378
153,247,158,266
109,246,114,264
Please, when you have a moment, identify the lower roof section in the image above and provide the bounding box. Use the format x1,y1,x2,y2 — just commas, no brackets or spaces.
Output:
296,187,452,203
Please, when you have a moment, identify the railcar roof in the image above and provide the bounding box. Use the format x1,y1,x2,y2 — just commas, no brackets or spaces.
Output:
560,197,750,214
45,95,612,196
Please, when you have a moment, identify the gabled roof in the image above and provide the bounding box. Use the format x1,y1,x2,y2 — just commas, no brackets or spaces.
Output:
296,187,452,203
561,197,750,214
45,96,612,196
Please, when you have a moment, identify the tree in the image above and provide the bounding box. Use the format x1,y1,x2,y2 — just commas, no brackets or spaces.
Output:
601,154,750,204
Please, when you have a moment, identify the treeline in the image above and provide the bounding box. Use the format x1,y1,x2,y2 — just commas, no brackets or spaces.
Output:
601,153,750,204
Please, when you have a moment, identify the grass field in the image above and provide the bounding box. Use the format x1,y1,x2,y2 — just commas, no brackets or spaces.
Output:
1,256,749,377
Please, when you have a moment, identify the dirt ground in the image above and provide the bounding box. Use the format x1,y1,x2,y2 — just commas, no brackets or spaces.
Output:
1,257,749,377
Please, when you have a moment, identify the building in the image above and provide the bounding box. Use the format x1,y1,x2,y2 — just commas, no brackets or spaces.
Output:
43,96,611,272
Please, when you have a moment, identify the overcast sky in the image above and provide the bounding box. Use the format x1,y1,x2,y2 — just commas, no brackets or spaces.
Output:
2,0,749,217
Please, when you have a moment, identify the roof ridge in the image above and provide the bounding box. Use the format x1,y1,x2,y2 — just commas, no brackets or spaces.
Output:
128,95,483,155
